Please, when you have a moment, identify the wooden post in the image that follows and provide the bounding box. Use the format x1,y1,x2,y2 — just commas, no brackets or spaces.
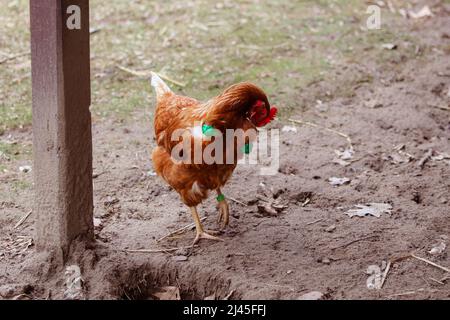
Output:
30,0,93,259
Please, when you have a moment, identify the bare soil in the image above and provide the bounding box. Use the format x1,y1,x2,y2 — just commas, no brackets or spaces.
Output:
1,9,450,300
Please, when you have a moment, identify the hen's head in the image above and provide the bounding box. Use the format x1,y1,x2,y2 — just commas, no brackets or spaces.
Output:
248,99,278,127
207,82,277,128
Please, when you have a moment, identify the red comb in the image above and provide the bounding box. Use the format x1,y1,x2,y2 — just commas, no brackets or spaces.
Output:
254,100,264,107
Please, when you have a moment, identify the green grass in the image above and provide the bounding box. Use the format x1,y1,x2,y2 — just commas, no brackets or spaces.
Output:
11,179,31,192
0,140,31,161
0,0,432,131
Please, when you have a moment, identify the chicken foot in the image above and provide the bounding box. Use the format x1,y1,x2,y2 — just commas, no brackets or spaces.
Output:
190,206,223,245
216,189,230,229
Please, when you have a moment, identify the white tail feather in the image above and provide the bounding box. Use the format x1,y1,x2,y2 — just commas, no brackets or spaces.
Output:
150,72,172,99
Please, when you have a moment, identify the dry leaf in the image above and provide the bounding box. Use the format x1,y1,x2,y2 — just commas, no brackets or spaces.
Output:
64,265,84,300
335,148,354,160
204,293,216,300
18,165,31,173
345,203,392,218
328,177,350,186
431,152,450,161
152,286,181,300
172,255,188,262
333,148,354,166
429,242,446,255
409,6,433,19
382,43,397,50
93,217,102,227
366,265,382,290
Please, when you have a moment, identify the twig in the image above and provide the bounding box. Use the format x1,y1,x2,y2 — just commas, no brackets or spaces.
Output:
157,73,186,87
223,290,235,300
430,104,450,111
156,217,207,242
429,277,445,285
14,210,33,229
89,27,102,34
228,197,248,207
0,52,29,64
117,66,186,87
92,171,106,179
122,246,194,254
380,261,391,289
440,275,450,282
417,149,433,169
387,289,421,298
301,198,311,207
387,288,439,298
12,294,34,300
228,252,246,256
305,218,323,226
117,65,149,77
331,235,379,250
289,118,353,149
411,253,450,273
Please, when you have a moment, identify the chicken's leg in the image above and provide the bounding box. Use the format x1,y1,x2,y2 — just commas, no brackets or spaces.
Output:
190,207,223,245
216,189,229,229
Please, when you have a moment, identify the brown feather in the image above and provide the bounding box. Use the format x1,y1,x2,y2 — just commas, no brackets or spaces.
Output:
152,82,269,206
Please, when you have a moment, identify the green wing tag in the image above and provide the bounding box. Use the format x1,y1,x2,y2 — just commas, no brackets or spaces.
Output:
202,124,218,137
241,143,253,154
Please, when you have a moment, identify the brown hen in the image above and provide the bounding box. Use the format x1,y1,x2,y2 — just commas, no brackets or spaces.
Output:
150,72,276,244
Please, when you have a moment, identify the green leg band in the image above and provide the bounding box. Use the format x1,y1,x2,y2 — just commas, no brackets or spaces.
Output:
216,194,225,202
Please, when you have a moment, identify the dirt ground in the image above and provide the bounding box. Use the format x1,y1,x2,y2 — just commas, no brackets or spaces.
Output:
1,3,450,300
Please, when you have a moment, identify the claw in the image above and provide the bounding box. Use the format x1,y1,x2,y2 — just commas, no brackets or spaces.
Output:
217,200,230,229
189,206,225,246
192,231,224,245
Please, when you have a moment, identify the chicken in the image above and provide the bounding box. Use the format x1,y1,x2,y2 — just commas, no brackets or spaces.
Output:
150,72,277,245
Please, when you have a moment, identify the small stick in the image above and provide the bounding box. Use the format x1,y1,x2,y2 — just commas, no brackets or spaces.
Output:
387,288,438,298
156,217,207,242
429,277,445,285
301,198,311,207
387,290,420,298
0,52,30,64
223,290,235,300
117,66,186,87
155,72,186,88
380,261,391,289
117,65,149,77
411,253,450,273
289,118,353,149
12,294,34,300
417,149,433,169
430,104,450,111
228,197,248,207
305,218,323,226
89,27,102,34
332,235,379,250
14,210,33,229
228,252,245,256
122,246,194,253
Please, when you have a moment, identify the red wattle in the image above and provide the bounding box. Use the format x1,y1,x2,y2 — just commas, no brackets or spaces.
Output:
256,106,277,127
